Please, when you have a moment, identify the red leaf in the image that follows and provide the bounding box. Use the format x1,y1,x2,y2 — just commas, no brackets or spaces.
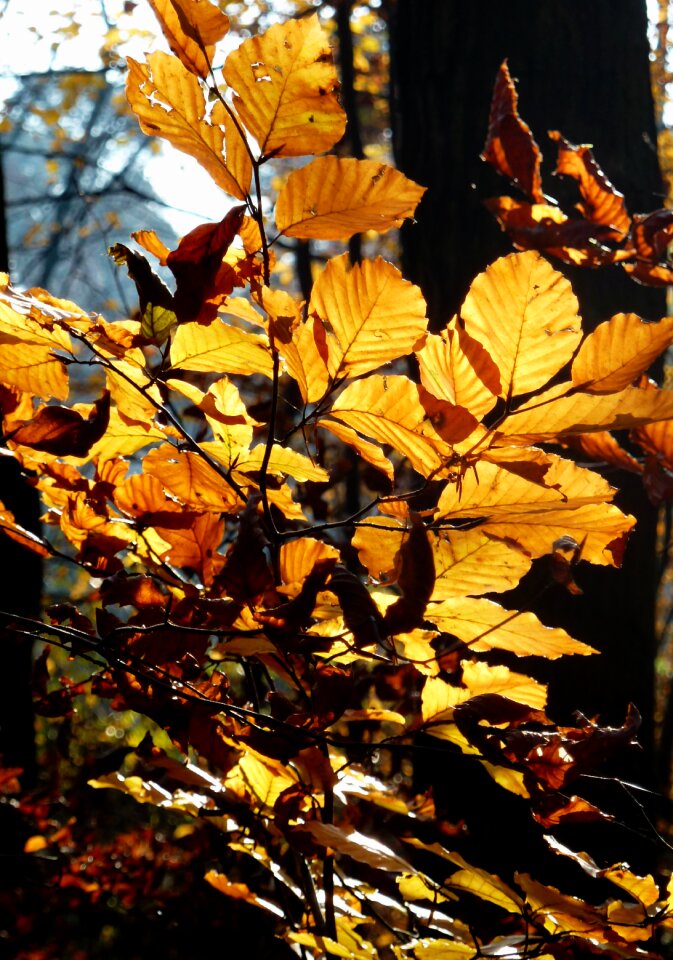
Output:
10,392,111,458
482,61,545,203
167,205,246,322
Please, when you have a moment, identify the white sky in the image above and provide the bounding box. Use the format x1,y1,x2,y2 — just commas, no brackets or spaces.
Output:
0,0,250,234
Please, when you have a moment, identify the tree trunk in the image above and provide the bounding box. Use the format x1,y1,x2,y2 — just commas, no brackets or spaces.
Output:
390,0,667,870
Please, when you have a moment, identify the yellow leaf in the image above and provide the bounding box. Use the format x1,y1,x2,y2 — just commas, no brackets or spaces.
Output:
516,874,607,937
301,822,413,872
325,375,452,477
417,322,499,420
0,301,70,400
495,382,673,443
480,762,530,797
105,351,162,422
411,941,478,960
603,867,660,910
223,15,345,158
461,660,546,709
276,156,425,240
126,52,251,199
479,503,634,566
309,254,428,379
88,407,168,461
317,418,394,481
279,538,340,589
460,251,582,399
431,529,531,599
436,456,615,520
259,286,330,403
427,597,596,658
229,443,328,483
446,852,524,913
170,317,273,377
143,443,242,512
24,835,49,853
353,516,406,582
572,312,673,393
236,751,298,809
166,377,254,464
397,873,450,903
147,0,229,78
205,871,284,918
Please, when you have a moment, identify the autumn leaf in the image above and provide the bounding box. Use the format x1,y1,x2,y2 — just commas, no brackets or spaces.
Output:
549,130,630,239
571,312,673,393
416,320,500,420
0,300,71,401
459,251,583,399
426,597,596,658
147,0,229,78
309,254,428,380
275,156,425,240
323,375,454,477
430,529,532,599
170,315,273,378
10,392,110,458
108,243,177,343
482,61,544,203
126,51,251,199
223,15,345,158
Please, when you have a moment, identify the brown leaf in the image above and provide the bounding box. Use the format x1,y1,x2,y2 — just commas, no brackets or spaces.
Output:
383,515,435,635
328,564,383,648
481,61,544,203
11,391,111,458
549,130,630,239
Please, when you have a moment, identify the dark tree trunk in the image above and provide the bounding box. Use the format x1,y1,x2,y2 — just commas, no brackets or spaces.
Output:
391,0,667,872
0,148,40,786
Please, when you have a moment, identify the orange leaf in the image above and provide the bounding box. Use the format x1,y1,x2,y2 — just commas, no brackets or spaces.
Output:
223,15,345,158
417,321,500,420
275,156,425,240
482,61,544,203
170,316,273,377
309,254,428,379
460,251,582,399
147,0,229,78
571,312,673,393
549,130,630,239
126,52,251,200
11,392,110,458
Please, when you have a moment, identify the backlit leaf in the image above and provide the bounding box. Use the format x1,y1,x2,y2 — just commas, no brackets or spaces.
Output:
430,529,531,599
223,15,345,157
170,316,273,377
276,156,425,240
426,597,596,658
143,444,242,513
417,321,500,420
496,382,673,442
325,375,453,477
571,312,673,393
460,251,582,399
309,254,428,379
147,0,229,78
549,130,630,239
126,52,251,199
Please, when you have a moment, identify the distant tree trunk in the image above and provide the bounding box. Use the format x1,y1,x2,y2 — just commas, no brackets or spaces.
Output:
391,0,666,867
0,148,40,785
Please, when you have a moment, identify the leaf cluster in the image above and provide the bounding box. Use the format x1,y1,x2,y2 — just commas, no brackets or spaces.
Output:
5,5,673,958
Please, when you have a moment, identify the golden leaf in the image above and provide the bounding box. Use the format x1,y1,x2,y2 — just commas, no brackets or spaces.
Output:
571,312,673,393
229,443,328,483
496,382,673,443
325,375,452,477
126,52,251,199
460,251,582,399
170,317,273,377
516,874,607,937
417,320,500,420
275,156,425,240
166,377,254,465
279,538,340,590
88,407,168,461
0,301,70,400
316,418,394,481
446,852,524,913
309,254,428,379
143,443,242,512
259,286,330,403
223,15,345,158
352,516,406,582
427,597,596,657
147,0,229,78
153,512,224,584
430,529,531,599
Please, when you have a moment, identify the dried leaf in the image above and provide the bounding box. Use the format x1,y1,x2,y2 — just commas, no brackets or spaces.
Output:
571,312,673,393
276,156,425,240
223,15,345,157
147,0,229,78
